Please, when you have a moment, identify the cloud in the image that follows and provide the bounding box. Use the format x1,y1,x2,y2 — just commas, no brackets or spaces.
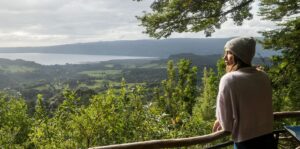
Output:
0,0,276,47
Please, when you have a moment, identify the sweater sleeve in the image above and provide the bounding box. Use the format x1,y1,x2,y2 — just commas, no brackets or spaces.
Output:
216,75,234,132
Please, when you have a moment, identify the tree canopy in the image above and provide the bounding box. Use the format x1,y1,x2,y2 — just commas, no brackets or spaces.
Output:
135,0,299,38
136,0,254,38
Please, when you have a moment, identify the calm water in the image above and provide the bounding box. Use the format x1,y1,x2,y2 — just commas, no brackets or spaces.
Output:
0,53,156,65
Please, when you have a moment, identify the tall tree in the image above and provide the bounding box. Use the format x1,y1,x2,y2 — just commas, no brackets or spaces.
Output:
259,10,300,111
159,59,198,131
197,67,218,120
192,59,225,121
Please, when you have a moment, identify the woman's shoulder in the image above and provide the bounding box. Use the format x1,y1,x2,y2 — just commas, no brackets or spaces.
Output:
220,72,235,85
222,67,270,82
220,67,263,81
221,70,239,79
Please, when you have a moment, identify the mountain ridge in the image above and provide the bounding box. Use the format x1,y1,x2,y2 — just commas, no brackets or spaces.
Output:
0,38,277,57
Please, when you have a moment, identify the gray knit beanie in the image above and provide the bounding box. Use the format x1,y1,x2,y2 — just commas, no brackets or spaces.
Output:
224,37,256,65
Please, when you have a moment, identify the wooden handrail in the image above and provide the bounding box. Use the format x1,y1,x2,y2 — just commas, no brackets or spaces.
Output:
90,130,229,149
89,111,300,149
273,111,300,119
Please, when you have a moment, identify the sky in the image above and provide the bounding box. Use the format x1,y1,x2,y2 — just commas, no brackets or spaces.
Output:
0,0,276,47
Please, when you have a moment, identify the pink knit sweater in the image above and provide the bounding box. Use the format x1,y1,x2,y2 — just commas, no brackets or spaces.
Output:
216,67,273,142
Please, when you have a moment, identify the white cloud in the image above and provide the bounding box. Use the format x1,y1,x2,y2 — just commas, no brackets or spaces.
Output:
0,0,277,47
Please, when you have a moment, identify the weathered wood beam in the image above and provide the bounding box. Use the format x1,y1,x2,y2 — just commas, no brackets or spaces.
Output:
90,111,300,149
89,130,229,149
274,111,300,119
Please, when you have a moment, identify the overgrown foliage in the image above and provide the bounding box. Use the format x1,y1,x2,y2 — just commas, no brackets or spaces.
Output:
0,59,223,148
0,94,31,148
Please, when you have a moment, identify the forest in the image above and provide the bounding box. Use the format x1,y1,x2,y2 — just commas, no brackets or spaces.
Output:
0,52,298,148
0,54,231,148
1,0,300,148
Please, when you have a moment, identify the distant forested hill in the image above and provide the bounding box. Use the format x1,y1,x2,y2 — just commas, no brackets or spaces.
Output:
0,53,271,114
0,38,278,57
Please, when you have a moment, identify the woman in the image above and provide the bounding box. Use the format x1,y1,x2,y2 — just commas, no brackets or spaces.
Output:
213,37,276,148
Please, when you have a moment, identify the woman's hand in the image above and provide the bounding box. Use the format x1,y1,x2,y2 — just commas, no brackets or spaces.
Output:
212,120,222,132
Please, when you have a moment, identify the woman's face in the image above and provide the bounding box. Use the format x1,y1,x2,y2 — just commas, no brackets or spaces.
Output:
223,50,235,67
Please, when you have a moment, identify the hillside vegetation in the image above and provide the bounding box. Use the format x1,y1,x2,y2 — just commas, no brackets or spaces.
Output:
1,52,298,148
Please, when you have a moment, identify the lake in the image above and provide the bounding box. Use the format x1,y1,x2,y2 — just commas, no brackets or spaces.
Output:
0,53,157,65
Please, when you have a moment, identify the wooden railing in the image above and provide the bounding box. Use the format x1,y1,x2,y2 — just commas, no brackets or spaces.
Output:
89,111,300,149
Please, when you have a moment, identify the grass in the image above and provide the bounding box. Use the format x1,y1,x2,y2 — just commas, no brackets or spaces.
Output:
34,85,50,91
76,79,146,90
0,65,35,73
78,70,122,78
139,62,166,69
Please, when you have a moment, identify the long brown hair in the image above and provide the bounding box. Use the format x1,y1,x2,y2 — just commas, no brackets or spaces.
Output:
227,55,252,72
